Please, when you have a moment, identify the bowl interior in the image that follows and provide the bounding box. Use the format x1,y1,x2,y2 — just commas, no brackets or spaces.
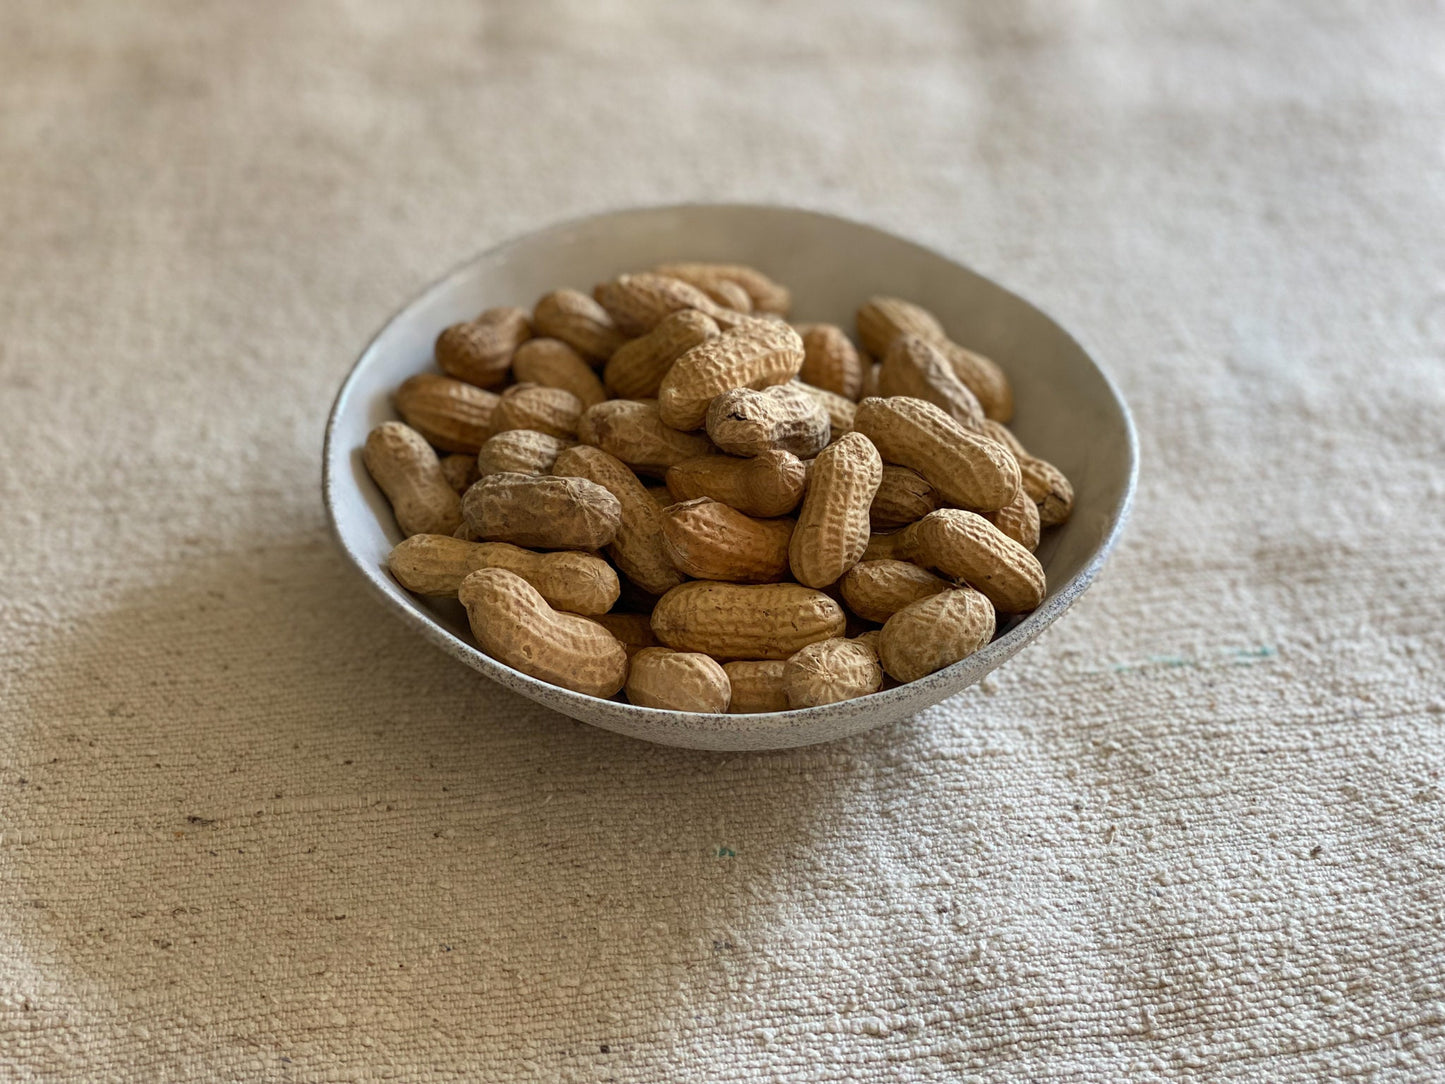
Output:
323,205,1136,750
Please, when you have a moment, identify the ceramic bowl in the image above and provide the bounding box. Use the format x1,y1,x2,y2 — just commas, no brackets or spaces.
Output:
323,204,1137,751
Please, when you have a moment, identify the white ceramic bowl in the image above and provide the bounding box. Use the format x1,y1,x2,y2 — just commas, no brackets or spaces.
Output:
323,205,1137,750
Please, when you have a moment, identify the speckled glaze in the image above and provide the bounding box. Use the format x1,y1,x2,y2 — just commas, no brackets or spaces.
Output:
322,204,1137,750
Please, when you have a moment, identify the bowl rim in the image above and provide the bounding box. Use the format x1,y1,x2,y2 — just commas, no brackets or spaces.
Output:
322,201,1138,735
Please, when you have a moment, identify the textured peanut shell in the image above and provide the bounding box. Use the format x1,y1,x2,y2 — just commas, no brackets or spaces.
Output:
363,421,462,537
625,648,731,713
789,432,883,589
387,535,619,614
869,464,940,531
593,272,727,337
476,429,574,477
435,307,532,388
937,340,1014,423
393,373,499,454
461,472,621,550
979,420,1074,527
986,487,1042,551
591,612,660,658
902,508,1046,613
655,262,792,315
552,444,684,596
705,384,830,458
532,289,624,362
603,310,720,400
879,586,997,683
794,323,864,399
838,559,951,624
783,637,883,708
791,380,857,441
511,339,607,408
877,334,985,429
853,396,1020,512
651,582,846,661
665,450,806,518
490,384,583,440
439,453,480,494
723,660,790,713
577,399,714,477
660,498,793,583
459,569,627,697
862,530,908,562
657,321,805,430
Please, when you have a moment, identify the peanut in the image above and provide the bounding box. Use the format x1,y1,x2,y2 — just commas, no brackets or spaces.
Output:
723,660,789,714
879,585,996,683
363,421,463,537
979,420,1074,527
387,535,618,614
625,647,731,713
511,338,607,408
593,272,727,336
657,320,805,430
791,380,857,441
393,373,499,453
577,399,713,476
645,484,673,507
705,384,830,458
788,431,883,588
591,612,660,657
490,384,583,440
859,360,881,400
985,487,1041,551
461,472,621,550
877,334,985,429
862,530,909,562
783,636,883,708
660,498,793,583
795,323,864,399
665,450,806,518
838,559,951,624
459,569,627,697
435,306,531,388
532,289,624,362
651,581,845,660
439,453,480,494
654,262,792,315
869,464,939,531
853,396,1020,512
476,429,574,477
902,508,1046,613
603,310,719,400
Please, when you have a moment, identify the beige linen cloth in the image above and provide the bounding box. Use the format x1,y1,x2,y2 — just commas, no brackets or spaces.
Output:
2,2,1443,1080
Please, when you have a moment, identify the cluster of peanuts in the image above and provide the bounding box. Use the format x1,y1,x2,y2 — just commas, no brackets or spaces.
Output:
361,263,1072,713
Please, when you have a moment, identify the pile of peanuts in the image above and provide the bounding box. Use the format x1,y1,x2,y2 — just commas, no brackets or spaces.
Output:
361,263,1072,713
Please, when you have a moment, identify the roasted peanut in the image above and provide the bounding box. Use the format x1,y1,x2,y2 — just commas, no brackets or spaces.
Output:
783,636,883,708
869,464,939,531
789,431,883,588
435,306,532,388
791,380,857,441
979,420,1074,527
577,399,714,477
387,535,618,614
879,586,996,683
794,323,864,399
985,487,1042,551
490,383,583,440
461,472,621,550
476,429,574,477
705,384,830,458
603,310,720,399
859,360,881,400
862,530,909,562
511,338,607,408
363,421,463,537
439,453,480,494
594,272,728,336
665,449,807,518
591,612,660,657
532,289,625,362
651,581,846,660
657,320,805,430
902,508,1046,613
393,373,499,453
877,334,985,429
654,262,792,315
625,647,731,713
723,660,790,713
838,559,951,624
660,498,793,583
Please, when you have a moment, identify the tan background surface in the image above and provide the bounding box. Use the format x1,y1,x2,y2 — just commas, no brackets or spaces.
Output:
3,2,1443,1080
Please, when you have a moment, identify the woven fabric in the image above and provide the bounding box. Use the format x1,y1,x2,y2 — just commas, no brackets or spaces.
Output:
2,2,1443,1080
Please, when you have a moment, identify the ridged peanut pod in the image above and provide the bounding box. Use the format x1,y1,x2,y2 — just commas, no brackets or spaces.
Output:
979,420,1075,527
902,508,1046,613
461,472,621,550
794,323,864,399
665,450,807,518
532,289,625,362
439,453,480,494
593,272,729,336
938,340,1014,424
783,636,883,708
853,397,1020,512
590,612,660,658
869,464,940,531
705,384,830,458
789,431,883,588
838,559,951,624
393,374,499,454
387,535,619,614
651,582,846,660
604,310,720,399
879,585,996,683
435,307,532,388
655,262,792,315
791,380,857,441
625,647,731,713
862,530,908,561
877,334,985,429
552,444,685,596
657,321,805,430
985,488,1042,551
723,660,790,713
577,399,714,477
476,429,574,477
363,421,462,537
490,384,583,440
660,498,794,583
511,339,607,408
459,569,627,697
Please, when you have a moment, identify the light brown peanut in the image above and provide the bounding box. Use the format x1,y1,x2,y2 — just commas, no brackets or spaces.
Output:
552,444,685,596
660,498,793,583
788,431,883,588
459,568,627,697
591,612,660,657
603,310,720,399
838,559,951,624
435,306,532,388
791,380,857,441
862,530,909,562
511,338,607,408
655,262,792,315
532,289,625,362
363,421,463,537
393,373,499,453
439,453,480,494
859,360,881,400
651,581,846,660
646,484,673,507
490,384,583,440
577,399,714,476
937,340,1014,423
593,272,727,336
723,660,790,713
783,636,883,708
980,420,1074,527
387,535,619,613
657,320,805,430
879,586,996,683
625,647,731,713
853,396,1020,512
902,508,1046,613
461,472,621,550
877,334,985,429
869,464,939,531
665,450,806,518
477,429,574,477
795,323,864,399
986,488,1042,551
705,384,830,458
